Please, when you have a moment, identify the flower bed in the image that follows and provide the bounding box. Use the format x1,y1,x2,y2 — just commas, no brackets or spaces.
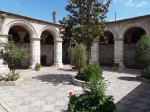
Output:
72,76,89,87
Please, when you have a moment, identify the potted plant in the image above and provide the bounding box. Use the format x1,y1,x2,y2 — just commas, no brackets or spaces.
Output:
35,62,41,71
112,63,119,70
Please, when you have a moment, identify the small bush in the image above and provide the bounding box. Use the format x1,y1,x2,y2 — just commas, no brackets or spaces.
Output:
6,73,20,81
112,63,119,69
141,70,150,79
35,62,41,69
76,64,103,82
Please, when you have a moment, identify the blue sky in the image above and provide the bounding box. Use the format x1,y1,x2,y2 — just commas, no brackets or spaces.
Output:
0,0,150,23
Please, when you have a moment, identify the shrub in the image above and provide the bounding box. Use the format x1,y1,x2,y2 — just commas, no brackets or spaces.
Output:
141,70,150,79
67,46,75,66
112,63,119,69
73,43,87,69
68,71,116,112
134,35,150,70
35,62,41,69
6,73,20,81
76,64,103,82
67,43,87,69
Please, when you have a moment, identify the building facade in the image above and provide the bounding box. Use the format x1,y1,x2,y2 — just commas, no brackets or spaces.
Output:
91,15,150,69
0,10,63,73
0,10,150,73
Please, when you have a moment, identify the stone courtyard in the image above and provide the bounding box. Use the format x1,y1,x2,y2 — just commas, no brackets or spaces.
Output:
0,65,150,112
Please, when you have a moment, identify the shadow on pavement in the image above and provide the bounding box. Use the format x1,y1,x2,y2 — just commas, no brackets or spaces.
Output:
118,76,141,82
115,82,150,112
101,66,141,76
33,74,73,85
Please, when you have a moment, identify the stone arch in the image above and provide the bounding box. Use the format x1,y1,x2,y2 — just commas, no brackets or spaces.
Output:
2,19,37,38
119,23,148,39
99,30,114,66
38,26,60,41
123,25,146,69
99,30,114,44
39,26,59,66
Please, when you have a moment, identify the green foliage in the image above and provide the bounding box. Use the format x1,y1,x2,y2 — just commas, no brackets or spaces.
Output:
6,73,20,81
67,43,87,68
59,0,111,62
141,70,150,79
67,46,75,65
0,36,28,74
112,63,119,69
68,68,116,112
76,64,102,82
134,35,150,70
35,62,41,68
73,43,87,69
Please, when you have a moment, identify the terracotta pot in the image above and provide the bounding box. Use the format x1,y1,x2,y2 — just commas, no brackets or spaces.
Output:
35,67,40,71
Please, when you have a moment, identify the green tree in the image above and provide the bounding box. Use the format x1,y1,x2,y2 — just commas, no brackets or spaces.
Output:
134,35,150,70
0,36,28,75
59,0,111,63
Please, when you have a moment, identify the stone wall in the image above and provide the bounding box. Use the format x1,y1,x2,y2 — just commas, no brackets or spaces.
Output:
16,43,30,67
41,45,54,65
99,45,114,66
124,44,138,68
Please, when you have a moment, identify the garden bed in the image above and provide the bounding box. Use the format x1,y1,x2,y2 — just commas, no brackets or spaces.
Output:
72,76,89,87
0,77,23,86
136,76,150,83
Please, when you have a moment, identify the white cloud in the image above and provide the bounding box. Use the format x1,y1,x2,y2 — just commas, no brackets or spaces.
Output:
136,1,147,7
125,0,134,6
125,0,147,7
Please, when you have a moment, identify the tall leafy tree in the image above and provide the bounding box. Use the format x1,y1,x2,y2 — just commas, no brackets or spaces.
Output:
59,0,111,63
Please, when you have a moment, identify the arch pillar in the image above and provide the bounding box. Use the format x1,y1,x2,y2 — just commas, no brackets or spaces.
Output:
29,38,41,69
0,34,9,74
54,40,63,67
90,41,100,66
114,38,125,69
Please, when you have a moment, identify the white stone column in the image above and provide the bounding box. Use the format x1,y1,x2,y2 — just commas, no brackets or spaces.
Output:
41,35,47,44
0,34,9,74
90,41,100,66
114,38,124,69
29,38,41,69
54,40,63,67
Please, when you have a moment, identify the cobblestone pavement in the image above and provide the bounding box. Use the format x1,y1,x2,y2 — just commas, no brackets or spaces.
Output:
0,65,150,112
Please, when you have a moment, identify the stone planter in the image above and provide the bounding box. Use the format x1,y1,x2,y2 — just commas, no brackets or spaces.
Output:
72,76,90,87
136,76,150,83
0,77,23,86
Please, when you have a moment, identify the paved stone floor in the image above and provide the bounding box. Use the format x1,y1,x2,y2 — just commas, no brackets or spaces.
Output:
0,65,150,112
